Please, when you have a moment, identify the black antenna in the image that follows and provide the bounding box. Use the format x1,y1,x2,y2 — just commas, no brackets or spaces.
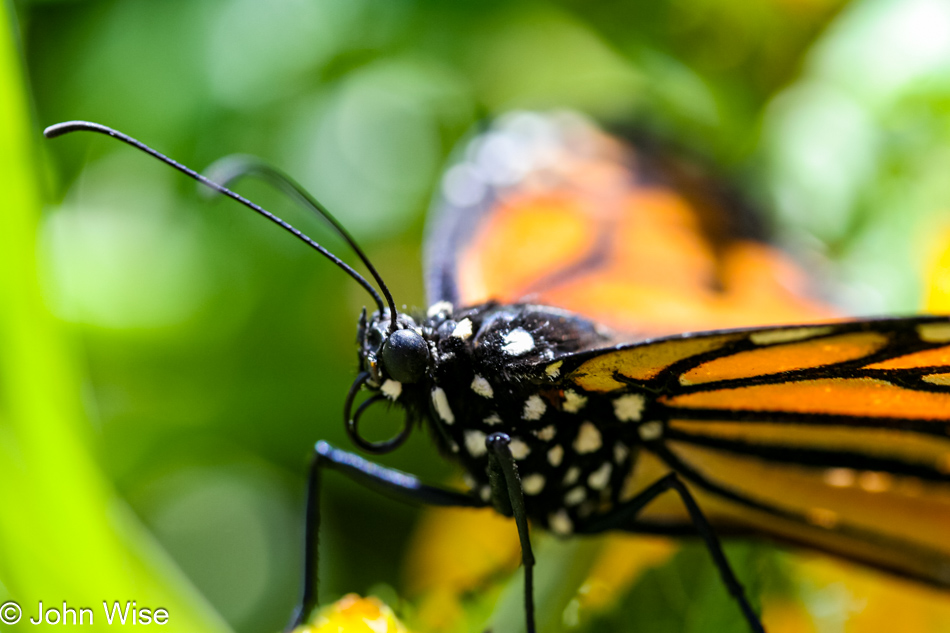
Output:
43,121,390,316
203,155,399,334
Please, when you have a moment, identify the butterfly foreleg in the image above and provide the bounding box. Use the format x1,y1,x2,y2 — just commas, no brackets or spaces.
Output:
582,472,765,633
288,440,489,631
485,432,537,633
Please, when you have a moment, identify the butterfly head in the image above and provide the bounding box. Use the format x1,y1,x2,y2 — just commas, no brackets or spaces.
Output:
347,309,432,454
357,309,431,386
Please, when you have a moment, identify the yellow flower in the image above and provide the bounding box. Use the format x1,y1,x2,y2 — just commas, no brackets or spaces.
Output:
295,594,410,633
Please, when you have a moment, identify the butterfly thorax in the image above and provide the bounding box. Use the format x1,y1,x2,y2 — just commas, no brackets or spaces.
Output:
359,301,652,535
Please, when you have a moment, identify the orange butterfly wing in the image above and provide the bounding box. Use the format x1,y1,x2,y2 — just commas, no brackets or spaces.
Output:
425,111,836,336
415,113,950,621
556,319,950,587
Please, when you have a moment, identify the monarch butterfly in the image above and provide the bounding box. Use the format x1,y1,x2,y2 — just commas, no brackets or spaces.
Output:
45,112,950,633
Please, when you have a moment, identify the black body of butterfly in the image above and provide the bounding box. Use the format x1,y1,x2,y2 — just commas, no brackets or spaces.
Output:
44,115,950,633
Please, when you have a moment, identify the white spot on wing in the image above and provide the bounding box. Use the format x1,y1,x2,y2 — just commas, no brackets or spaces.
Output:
613,393,645,422
750,326,833,345
824,468,856,488
471,375,494,398
431,387,455,424
522,473,546,495
638,421,663,441
545,361,563,378
563,389,587,413
484,412,502,426
509,438,530,459
464,430,488,457
549,510,573,535
427,301,453,318
547,445,564,467
452,318,473,340
523,395,547,420
919,322,950,343
574,422,602,454
502,328,535,356
858,471,892,492
588,462,612,490
923,373,950,386
381,379,402,401
443,163,487,207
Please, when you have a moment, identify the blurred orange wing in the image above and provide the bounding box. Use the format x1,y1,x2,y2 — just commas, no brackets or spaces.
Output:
424,112,836,337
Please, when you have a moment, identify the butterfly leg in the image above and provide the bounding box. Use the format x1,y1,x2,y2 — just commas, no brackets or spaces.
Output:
486,432,536,633
583,472,765,633
287,440,489,631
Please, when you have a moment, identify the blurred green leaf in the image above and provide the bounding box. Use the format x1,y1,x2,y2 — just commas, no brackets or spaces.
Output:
0,6,229,632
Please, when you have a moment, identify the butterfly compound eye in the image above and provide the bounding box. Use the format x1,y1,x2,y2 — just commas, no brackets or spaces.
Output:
381,329,429,384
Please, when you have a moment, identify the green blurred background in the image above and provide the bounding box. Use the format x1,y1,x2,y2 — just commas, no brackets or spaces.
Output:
4,0,950,631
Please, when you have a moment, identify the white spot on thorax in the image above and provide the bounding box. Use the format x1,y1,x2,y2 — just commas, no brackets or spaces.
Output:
564,486,586,506
523,395,547,420
574,422,602,454
427,301,453,318
588,462,613,490
431,387,455,424
509,438,530,459
614,442,630,464
548,445,564,466
484,412,502,426
479,486,491,502
522,473,546,495
464,430,488,457
563,390,587,413
381,379,402,401
563,466,581,485
545,361,563,378
638,421,663,441
471,374,494,398
452,318,473,340
549,510,573,535
502,328,535,356
534,425,556,441
613,393,645,422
